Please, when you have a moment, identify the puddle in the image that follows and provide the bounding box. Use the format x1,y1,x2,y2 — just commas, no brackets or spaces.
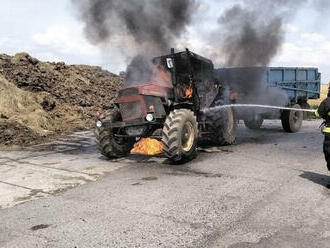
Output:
167,168,223,178
13,189,46,204
198,147,233,153
30,224,51,231
141,176,158,181
48,183,80,195
131,182,142,186
53,175,94,183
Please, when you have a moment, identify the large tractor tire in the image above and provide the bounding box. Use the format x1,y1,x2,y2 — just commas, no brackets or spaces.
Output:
281,104,303,133
162,109,198,163
244,115,264,130
95,110,135,158
206,107,236,146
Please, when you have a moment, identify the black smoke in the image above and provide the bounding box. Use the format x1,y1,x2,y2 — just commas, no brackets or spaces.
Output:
71,0,326,107
313,0,330,13
124,55,154,86
219,5,283,68
213,0,311,109
218,0,308,68
71,0,198,55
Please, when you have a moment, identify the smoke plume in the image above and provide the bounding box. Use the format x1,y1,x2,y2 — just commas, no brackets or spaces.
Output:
124,55,154,86
313,0,330,13
71,0,326,108
218,0,307,68
213,0,310,109
219,6,282,67
71,0,198,55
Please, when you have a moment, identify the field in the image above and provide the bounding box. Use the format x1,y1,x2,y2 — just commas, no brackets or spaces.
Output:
308,84,328,108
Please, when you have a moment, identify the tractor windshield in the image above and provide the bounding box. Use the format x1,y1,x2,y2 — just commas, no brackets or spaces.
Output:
124,55,173,88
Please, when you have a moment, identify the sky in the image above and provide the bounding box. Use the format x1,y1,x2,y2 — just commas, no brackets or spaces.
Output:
1,0,330,83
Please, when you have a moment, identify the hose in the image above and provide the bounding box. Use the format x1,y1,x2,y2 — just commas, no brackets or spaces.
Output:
202,104,316,114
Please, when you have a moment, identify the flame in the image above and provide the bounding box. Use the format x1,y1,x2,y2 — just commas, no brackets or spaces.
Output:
185,85,193,98
130,138,163,155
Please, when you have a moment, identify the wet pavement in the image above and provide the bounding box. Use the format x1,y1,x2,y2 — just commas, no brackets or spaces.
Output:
0,131,152,209
0,120,330,248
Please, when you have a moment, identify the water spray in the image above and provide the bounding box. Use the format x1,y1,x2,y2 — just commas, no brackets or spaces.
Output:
202,104,316,114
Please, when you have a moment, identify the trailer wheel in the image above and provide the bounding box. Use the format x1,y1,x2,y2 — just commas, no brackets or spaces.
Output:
95,110,135,158
162,109,198,163
281,104,303,133
244,115,264,130
206,108,236,146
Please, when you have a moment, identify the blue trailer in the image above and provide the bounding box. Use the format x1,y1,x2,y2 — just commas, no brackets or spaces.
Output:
216,67,321,132
267,67,320,102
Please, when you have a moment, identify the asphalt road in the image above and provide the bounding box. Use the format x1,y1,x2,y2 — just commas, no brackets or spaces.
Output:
0,120,330,248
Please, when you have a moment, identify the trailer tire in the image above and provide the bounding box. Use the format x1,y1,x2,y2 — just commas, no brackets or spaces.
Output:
162,109,198,163
281,104,303,133
206,108,236,146
95,110,135,158
244,115,264,130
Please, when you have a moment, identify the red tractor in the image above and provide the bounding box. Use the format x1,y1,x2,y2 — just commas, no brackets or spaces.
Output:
95,49,236,163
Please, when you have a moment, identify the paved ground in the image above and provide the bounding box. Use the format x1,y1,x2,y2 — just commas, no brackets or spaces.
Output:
0,132,134,209
0,120,330,248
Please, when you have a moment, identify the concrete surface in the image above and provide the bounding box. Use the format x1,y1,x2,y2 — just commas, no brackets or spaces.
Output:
0,120,330,248
0,132,132,209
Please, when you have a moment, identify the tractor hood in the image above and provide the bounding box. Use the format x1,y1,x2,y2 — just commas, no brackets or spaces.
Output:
119,83,172,98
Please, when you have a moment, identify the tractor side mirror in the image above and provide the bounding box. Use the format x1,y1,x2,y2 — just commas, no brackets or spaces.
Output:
166,58,173,69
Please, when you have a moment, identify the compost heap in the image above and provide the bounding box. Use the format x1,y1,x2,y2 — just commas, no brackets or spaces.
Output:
0,52,122,147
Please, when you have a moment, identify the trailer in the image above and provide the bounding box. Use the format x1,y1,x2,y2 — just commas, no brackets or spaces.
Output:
216,67,321,132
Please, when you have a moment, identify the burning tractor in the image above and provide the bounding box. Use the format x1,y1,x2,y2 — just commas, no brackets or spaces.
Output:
95,49,235,163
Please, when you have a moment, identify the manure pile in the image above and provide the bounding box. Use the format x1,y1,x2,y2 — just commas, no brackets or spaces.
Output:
0,53,122,147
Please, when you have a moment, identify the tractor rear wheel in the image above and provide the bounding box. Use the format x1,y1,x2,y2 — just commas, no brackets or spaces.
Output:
95,110,135,158
281,104,303,133
206,107,236,146
162,109,198,163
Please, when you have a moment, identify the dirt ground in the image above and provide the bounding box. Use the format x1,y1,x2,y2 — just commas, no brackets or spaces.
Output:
0,53,122,147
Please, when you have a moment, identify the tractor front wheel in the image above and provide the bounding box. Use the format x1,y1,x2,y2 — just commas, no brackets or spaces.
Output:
162,109,198,163
95,110,135,158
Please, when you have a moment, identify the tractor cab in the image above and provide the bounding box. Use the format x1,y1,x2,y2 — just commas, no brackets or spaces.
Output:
117,49,218,123
156,49,217,109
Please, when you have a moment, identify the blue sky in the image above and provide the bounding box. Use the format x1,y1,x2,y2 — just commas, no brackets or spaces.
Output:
1,0,330,83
